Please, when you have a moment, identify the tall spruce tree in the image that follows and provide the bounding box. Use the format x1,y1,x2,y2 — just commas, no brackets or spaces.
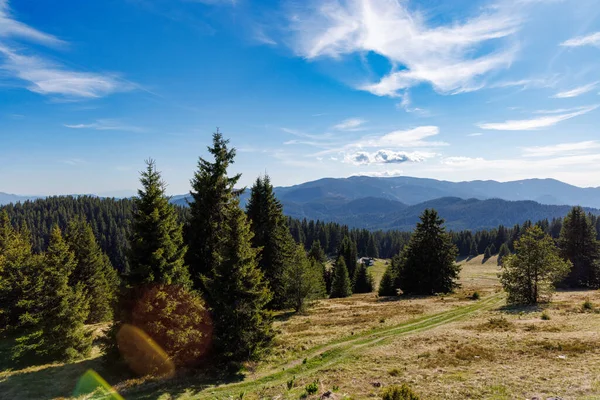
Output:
246,175,295,309
129,159,190,287
13,226,91,361
0,211,35,330
367,235,379,258
65,218,120,323
353,263,374,293
308,240,330,294
378,265,397,296
330,256,352,298
497,243,510,266
187,132,242,291
558,207,600,288
338,236,358,284
397,209,460,295
201,200,274,361
282,244,326,312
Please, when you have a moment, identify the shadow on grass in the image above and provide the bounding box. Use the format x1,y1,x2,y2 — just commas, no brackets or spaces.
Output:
497,303,543,315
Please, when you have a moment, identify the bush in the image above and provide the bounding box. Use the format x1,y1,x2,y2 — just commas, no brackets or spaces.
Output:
388,368,402,377
582,299,594,311
306,381,319,395
541,311,551,320
381,384,420,400
471,291,480,300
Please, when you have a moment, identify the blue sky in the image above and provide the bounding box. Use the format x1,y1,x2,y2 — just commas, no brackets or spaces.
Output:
1,0,600,195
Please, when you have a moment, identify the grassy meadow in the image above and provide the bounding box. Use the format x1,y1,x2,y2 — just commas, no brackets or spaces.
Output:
2,256,600,400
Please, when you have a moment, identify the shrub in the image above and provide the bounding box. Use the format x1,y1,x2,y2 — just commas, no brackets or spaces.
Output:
388,368,402,377
582,299,594,311
381,384,420,400
471,291,480,300
541,311,551,320
475,317,514,332
306,381,319,395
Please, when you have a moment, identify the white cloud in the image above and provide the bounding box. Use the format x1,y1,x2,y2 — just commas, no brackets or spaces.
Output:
560,32,600,48
397,91,426,114
467,133,483,137
0,1,132,99
333,118,366,130
61,158,85,166
478,105,598,130
358,126,447,148
354,169,404,177
344,149,434,165
552,82,599,98
521,141,600,157
64,119,144,132
288,0,521,96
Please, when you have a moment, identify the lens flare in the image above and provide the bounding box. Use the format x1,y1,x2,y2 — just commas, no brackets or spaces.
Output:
73,369,124,399
116,323,176,378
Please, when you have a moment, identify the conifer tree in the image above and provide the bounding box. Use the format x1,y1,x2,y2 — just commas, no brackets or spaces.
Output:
378,266,397,296
283,244,325,312
187,132,242,291
483,246,492,260
469,239,478,258
202,200,274,361
397,209,460,295
308,240,330,294
330,256,352,298
497,243,510,266
367,235,379,258
0,211,35,330
246,175,295,309
558,206,600,288
353,263,374,293
13,226,91,361
338,236,358,283
65,218,120,323
129,159,190,287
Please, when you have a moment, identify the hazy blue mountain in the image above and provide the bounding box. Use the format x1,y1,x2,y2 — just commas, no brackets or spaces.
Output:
0,193,41,206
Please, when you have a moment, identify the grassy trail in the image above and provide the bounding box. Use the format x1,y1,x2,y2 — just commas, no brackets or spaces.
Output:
131,293,504,399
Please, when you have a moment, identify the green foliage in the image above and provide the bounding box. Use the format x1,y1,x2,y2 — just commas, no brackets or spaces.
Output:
13,226,91,362
65,218,119,323
378,265,397,296
129,159,191,287
247,175,296,309
497,243,510,266
558,206,600,288
307,240,327,264
483,246,492,260
287,376,296,390
187,132,242,292
582,299,594,311
381,384,421,400
500,226,571,305
367,235,379,258
330,256,352,298
469,239,478,258
541,311,551,320
471,291,480,300
202,199,274,362
305,381,319,395
338,236,358,283
397,209,460,295
283,244,326,312
353,263,374,293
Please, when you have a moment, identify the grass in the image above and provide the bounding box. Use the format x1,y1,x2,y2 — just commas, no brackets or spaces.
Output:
4,256,600,400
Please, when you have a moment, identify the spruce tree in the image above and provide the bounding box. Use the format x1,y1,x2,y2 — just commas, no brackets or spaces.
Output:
338,236,358,283
469,239,478,258
483,246,492,261
330,256,352,298
353,263,374,293
129,159,190,287
13,226,91,361
66,218,120,323
246,175,295,309
497,243,510,266
282,244,326,312
378,266,397,296
367,235,379,258
397,209,460,295
558,206,600,288
202,200,274,361
187,132,242,292
308,240,327,264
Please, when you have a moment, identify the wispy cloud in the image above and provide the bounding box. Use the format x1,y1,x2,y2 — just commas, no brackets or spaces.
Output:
552,81,599,98
64,119,144,132
332,118,366,131
288,0,522,96
61,158,86,166
356,126,447,148
521,141,600,157
397,91,426,114
0,1,132,99
478,105,598,130
344,149,434,165
560,32,600,48
353,169,404,177
467,133,484,137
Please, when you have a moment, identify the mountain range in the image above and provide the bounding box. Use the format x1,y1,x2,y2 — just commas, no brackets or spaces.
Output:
5,176,600,231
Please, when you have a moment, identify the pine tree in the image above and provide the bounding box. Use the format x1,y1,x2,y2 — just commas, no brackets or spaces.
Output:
558,206,600,288
469,239,478,258
353,263,374,293
330,256,352,298
490,243,497,254
497,243,510,266
501,226,571,304
282,244,326,312
338,236,358,284
378,265,397,296
129,159,190,287
65,218,120,323
246,175,295,309
13,226,91,361
187,132,242,292
202,200,274,361
397,209,460,295
367,235,379,258
308,240,327,264
483,246,492,260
